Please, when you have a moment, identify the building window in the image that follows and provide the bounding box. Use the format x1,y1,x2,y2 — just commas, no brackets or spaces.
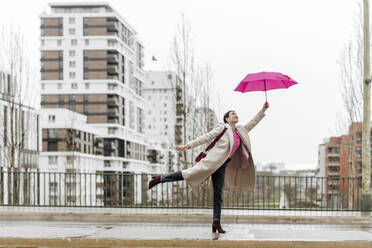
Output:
48,141,58,151
85,39,89,46
104,161,111,167
57,83,62,89
71,39,77,46
69,72,76,79
69,61,76,68
85,83,90,89
107,40,116,46
41,83,45,90
83,104,88,113
48,156,57,165
69,17,75,24
108,127,117,134
41,40,45,46
71,83,78,89
48,115,56,123
69,28,75,35
48,128,57,138
57,40,62,46
69,50,75,57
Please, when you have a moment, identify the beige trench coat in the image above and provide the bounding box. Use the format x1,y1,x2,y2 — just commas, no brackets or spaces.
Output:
182,109,266,192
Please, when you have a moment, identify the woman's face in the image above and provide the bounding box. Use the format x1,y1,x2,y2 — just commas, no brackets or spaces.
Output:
227,111,239,124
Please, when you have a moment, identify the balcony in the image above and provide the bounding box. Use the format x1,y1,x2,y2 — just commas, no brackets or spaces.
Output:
327,161,340,166
107,65,119,75
327,180,339,186
107,97,119,106
328,171,340,176
108,108,119,116
108,75,119,80
107,21,119,32
107,54,119,64
327,152,340,157
108,117,119,124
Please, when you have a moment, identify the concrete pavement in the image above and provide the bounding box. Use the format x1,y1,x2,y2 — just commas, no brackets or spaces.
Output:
0,221,371,247
0,207,371,247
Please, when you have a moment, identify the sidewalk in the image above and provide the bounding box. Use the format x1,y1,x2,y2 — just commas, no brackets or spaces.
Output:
0,207,371,247
0,221,371,247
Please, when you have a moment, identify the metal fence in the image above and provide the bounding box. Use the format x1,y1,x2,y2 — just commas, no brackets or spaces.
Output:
0,171,370,211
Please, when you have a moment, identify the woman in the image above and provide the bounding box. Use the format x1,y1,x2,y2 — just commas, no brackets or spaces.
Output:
148,102,269,233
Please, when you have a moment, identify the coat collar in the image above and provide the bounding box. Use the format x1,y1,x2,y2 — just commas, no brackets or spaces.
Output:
224,123,234,152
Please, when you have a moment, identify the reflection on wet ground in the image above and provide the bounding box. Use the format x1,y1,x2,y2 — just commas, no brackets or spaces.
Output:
0,221,371,241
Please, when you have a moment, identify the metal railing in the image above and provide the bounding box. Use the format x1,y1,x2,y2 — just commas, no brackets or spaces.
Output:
0,171,370,211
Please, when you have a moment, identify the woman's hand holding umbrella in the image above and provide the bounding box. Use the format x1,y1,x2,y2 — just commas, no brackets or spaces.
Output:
262,101,269,111
177,144,190,151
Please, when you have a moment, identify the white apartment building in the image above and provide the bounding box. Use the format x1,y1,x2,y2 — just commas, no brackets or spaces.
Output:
0,71,40,171
39,2,156,174
317,138,328,178
0,71,40,205
145,71,178,147
39,108,105,206
39,2,163,206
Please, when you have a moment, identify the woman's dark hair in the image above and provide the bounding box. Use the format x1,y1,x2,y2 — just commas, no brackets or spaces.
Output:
223,110,234,123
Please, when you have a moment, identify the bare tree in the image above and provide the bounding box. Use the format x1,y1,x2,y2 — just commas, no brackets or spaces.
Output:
0,24,38,204
337,2,364,134
170,15,196,170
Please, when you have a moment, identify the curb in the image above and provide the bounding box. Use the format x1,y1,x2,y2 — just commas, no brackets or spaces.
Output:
0,212,371,224
0,238,372,248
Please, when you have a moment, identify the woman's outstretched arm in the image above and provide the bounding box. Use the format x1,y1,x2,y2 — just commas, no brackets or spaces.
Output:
176,123,225,150
244,102,269,132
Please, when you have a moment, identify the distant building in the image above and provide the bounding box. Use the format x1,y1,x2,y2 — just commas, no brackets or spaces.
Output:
0,71,40,171
144,71,180,148
40,1,150,175
318,122,371,209
0,70,40,206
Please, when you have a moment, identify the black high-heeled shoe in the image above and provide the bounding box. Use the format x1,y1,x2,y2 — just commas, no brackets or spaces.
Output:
148,175,161,190
212,220,226,233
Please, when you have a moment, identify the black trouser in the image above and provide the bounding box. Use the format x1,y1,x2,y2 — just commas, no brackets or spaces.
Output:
211,158,230,221
160,158,231,221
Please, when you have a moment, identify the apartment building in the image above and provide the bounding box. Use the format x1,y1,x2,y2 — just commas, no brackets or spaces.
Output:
40,2,153,173
0,71,40,205
145,71,183,172
39,108,104,206
39,2,163,205
319,122,372,209
145,71,179,147
0,71,40,171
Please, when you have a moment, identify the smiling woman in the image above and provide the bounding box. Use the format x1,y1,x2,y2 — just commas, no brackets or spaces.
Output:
148,102,269,234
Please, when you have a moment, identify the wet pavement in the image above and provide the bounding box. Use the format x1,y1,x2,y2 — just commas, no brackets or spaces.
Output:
0,221,371,241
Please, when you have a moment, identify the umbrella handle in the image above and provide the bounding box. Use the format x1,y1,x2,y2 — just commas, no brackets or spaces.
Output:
264,80,268,102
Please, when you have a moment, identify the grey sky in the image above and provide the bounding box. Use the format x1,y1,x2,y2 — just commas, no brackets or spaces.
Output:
0,0,360,169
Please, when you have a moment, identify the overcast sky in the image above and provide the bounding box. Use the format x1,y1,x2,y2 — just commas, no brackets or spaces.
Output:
0,0,361,170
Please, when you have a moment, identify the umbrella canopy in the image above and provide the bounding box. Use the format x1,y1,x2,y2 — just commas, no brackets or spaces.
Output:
234,71,298,93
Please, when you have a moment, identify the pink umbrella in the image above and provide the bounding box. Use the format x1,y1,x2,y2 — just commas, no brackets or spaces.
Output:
234,71,298,101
